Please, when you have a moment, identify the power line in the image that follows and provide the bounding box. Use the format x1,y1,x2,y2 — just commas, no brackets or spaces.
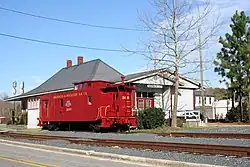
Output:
0,32,218,57
0,32,146,53
0,6,148,32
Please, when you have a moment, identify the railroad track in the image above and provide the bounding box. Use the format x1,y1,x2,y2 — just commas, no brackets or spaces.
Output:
0,132,249,158
157,132,250,139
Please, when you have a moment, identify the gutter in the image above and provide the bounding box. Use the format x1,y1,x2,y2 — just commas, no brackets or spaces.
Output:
5,88,74,101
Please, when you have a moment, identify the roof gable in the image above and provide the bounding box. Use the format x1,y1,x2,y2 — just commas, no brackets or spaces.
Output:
120,68,200,89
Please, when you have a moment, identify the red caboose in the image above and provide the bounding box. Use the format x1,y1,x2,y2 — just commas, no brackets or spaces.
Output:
37,76,137,131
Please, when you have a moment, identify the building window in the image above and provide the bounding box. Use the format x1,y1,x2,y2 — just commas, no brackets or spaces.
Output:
142,92,147,98
205,97,206,104
199,97,201,104
138,99,144,110
209,97,212,104
31,99,34,109
145,99,151,108
136,92,142,97
148,92,154,98
88,96,92,105
28,99,30,109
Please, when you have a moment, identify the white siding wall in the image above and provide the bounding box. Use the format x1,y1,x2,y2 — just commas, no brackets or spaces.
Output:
27,97,40,129
173,89,194,112
212,100,238,119
134,75,173,85
154,88,195,118
154,88,171,118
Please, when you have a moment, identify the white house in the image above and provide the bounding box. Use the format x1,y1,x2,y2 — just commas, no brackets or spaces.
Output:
194,89,215,119
212,99,238,119
120,70,200,119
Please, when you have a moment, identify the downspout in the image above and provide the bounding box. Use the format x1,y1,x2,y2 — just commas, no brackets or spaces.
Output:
170,87,173,121
193,89,196,110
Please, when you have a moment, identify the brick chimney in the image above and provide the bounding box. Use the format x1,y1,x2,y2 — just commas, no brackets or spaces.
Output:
77,56,83,65
66,60,72,68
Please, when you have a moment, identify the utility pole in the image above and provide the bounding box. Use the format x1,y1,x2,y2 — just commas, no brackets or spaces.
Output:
198,27,207,124
248,76,250,122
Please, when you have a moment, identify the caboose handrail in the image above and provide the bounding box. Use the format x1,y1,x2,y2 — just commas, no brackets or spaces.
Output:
99,105,111,117
104,105,111,116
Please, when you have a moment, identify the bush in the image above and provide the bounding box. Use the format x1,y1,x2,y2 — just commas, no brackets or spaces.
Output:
138,108,166,129
17,112,28,125
225,102,249,122
177,117,186,127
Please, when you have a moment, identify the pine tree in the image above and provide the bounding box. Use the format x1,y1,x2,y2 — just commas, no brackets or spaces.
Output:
214,10,250,122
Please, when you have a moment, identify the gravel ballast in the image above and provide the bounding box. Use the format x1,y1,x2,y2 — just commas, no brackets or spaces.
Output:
178,126,250,133
10,130,250,147
0,137,249,167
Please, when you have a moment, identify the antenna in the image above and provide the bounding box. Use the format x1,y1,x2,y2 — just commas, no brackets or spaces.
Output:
20,81,24,94
12,81,17,95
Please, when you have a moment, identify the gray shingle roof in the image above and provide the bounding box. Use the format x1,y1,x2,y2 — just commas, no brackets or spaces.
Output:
121,68,182,85
195,88,214,97
124,69,165,81
6,59,200,101
7,59,123,100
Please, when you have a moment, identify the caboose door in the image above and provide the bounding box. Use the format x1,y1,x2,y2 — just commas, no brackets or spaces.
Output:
58,98,65,121
116,91,131,117
41,99,49,120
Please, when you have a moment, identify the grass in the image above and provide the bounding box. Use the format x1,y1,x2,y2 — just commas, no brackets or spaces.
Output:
129,125,215,134
17,128,42,133
130,122,250,134
0,124,41,133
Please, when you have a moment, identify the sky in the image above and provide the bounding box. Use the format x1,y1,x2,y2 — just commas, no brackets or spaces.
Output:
0,0,250,96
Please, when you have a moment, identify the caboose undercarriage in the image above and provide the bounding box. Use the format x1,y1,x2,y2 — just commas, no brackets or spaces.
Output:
39,117,137,132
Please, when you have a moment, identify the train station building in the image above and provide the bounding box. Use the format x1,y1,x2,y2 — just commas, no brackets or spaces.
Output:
6,56,200,128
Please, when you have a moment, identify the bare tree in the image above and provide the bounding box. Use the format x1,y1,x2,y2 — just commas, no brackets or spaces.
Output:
138,0,221,127
0,92,9,100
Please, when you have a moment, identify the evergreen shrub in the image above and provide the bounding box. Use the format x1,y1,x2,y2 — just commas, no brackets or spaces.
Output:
137,108,166,129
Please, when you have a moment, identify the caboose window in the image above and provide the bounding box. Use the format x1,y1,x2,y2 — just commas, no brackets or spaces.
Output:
74,84,78,90
60,99,64,107
80,83,84,89
88,96,92,105
88,83,91,87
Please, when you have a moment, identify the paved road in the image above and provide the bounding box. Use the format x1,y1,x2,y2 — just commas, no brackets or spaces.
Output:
0,142,150,167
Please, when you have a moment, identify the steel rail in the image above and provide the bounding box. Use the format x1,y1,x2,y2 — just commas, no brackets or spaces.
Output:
70,138,250,158
156,132,250,139
0,132,249,158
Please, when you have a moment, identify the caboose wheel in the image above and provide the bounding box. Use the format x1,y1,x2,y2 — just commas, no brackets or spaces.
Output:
48,124,59,131
89,124,100,132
